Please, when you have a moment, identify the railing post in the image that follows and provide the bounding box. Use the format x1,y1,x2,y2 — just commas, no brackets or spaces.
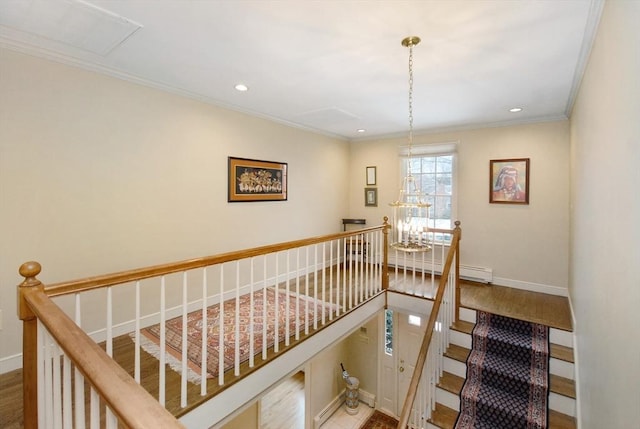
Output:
17,261,43,429
382,216,390,290
454,221,461,323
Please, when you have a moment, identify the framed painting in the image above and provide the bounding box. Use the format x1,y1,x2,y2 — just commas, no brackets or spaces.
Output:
365,187,377,207
228,157,288,202
489,158,529,204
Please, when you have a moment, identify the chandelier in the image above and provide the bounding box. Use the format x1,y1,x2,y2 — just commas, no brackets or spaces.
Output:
389,36,431,252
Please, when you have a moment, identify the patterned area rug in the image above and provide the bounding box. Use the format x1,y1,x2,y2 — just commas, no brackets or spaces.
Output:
359,410,399,429
135,288,336,383
455,311,549,429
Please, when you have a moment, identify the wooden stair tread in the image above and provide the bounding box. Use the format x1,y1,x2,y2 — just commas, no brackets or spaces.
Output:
550,374,576,399
430,403,576,429
550,343,575,363
438,371,464,394
445,345,575,399
549,409,578,429
452,321,574,363
451,320,474,334
444,344,470,362
428,402,457,429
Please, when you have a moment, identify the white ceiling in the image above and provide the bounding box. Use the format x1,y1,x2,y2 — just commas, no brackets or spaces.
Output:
0,0,602,140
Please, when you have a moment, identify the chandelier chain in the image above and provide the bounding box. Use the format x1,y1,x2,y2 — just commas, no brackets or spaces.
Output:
407,42,415,174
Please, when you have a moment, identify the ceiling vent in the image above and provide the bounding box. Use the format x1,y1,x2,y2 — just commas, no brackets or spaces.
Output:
0,0,143,56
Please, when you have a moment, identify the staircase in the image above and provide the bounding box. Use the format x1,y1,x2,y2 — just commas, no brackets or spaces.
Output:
427,307,577,429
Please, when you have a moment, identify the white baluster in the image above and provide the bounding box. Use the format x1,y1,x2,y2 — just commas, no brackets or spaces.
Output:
219,265,225,385
285,250,290,346
295,249,300,340
73,297,85,429
262,257,268,360
305,247,310,333
52,342,61,429
134,281,141,384
159,276,166,406
274,255,279,353
63,355,71,429
250,257,255,365
90,387,99,429
321,242,326,325
106,287,112,357
201,268,208,396
235,261,240,375
181,271,188,408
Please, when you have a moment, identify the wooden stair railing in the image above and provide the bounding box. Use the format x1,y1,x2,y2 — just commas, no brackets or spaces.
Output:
397,221,461,429
18,221,390,428
18,262,185,429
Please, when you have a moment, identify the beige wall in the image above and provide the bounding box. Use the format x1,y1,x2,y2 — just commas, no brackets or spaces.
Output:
219,402,258,429
0,49,349,364
306,339,349,426
569,1,640,427
349,121,570,293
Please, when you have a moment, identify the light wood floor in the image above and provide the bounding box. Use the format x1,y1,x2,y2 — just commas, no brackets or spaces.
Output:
260,371,305,429
0,281,573,428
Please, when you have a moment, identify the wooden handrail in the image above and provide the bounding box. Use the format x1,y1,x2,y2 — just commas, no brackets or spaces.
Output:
19,262,184,428
45,225,386,297
396,221,461,429
18,222,388,427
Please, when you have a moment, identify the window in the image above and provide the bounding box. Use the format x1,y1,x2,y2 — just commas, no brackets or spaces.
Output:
408,314,421,326
384,309,393,355
399,144,456,237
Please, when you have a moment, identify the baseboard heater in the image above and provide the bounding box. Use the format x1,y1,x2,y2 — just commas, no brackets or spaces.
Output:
313,388,375,429
390,259,493,284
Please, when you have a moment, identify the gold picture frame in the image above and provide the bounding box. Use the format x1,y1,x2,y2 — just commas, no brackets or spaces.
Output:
228,157,288,202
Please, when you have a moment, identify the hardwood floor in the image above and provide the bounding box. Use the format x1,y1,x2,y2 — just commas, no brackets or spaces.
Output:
0,280,573,428
260,371,305,429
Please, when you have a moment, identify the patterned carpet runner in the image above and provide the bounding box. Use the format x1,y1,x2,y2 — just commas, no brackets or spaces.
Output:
454,311,549,429
359,410,399,429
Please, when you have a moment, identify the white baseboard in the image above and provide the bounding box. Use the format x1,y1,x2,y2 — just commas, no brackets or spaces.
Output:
0,353,22,374
492,276,568,297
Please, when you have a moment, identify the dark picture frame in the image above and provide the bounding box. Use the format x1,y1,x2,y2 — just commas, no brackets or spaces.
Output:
366,166,377,185
228,157,288,202
365,187,377,207
489,158,530,204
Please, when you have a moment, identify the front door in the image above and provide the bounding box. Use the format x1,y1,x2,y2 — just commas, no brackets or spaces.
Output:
397,313,427,414
379,310,427,418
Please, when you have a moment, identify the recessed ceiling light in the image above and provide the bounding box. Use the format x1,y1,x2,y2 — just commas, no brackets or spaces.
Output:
357,129,366,133
234,84,248,92
509,107,523,113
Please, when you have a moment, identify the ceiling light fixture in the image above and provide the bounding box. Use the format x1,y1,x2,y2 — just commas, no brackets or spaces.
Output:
509,107,523,113
357,129,366,133
235,84,248,92
389,36,431,253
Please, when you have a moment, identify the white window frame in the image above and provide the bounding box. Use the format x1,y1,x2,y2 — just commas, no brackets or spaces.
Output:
398,142,457,239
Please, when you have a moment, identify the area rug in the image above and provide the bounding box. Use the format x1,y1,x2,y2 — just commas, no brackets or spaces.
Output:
454,311,549,429
134,288,337,383
359,410,399,429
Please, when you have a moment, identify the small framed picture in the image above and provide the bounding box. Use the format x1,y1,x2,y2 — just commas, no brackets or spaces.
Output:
489,158,530,204
365,187,377,207
366,166,377,186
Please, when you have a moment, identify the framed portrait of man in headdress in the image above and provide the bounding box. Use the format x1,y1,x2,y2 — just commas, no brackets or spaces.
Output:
489,158,530,204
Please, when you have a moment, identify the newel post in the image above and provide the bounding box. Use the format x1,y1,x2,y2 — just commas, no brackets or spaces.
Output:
18,261,43,429
382,216,390,290
454,221,462,322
